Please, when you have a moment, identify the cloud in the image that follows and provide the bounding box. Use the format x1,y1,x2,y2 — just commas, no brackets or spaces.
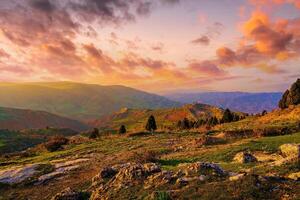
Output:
214,10,300,74
151,43,165,52
0,49,10,58
249,0,300,9
191,36,210,46
188,61,226,76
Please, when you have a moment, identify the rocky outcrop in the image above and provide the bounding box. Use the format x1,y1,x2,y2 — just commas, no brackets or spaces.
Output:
279,79,300,109
279,144,300,159
0,159,89,186
233,152,258,163
51,187,83,200
90,162,228,200
178,162,228,177
287,172,300,180
0,164,39,184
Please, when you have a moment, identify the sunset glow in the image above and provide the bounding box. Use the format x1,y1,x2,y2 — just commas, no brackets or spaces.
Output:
0,0,299,93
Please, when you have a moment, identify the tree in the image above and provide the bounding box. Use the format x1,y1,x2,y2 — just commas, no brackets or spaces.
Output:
119,125,126,134
182,118,190,129
233,114,240,122
89,128,100,139
222,108,234,123
146,115,157,132
261,110,268,116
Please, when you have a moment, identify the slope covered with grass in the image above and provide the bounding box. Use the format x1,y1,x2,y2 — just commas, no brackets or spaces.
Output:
91,103,224,131
0,82,180,120
0,107,89,131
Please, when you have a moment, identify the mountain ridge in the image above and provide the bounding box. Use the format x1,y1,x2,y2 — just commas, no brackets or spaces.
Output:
0,82,181,120
166,92,282,114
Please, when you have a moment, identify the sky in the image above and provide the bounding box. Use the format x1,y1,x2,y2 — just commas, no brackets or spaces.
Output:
0,0,299,94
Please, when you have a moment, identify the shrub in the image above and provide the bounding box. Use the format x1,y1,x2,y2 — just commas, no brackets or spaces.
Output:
119,125,126,134
146,115,157,132
253,127,292,137
44,136,68,152
222,109,234,123
89,128,100,139
127,131,150,137
132,150,159,163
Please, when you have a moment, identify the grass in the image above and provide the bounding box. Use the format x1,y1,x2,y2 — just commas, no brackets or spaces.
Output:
1,129,300,199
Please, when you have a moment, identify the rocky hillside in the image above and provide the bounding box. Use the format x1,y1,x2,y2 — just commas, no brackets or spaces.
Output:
90,103,225,130
0,107,89,131
0,82,180,120
167,92,282,114
279,79,300,109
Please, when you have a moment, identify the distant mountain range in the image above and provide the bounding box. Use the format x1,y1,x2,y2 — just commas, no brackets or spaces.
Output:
0,82,180,120
166,92,283,114
0,107,89,131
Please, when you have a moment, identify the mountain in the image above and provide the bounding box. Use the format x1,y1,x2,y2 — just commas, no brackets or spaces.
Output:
166,92,282,114
0,82,180,120
90,103,226,130
0,107,89,131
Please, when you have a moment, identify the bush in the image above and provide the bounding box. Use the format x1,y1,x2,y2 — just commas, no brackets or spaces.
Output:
222,109,234,123
89,128,100,139
44,136,68,152
127,131,150,137
146,115,157,132
131,150,159,163
193,135,226,146
119,125,126,134
253,127,292,137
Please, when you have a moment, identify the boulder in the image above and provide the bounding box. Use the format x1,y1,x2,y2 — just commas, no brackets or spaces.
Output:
176,175,206,186
144,170,176,189
51,187,83,200
0,164,39,184
179,162,228,177
233,152,258,163
279,144,300,159
287,172,300,180
229,173,246,181
99,167,118,179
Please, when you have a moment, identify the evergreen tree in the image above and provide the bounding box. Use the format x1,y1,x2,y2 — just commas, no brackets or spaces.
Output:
222,109,234,123
146,115,157,132
212,116,219,125
233,114,240,122
261,110,268,116
182,118,190,129
119,125,126,134
177,120,182,129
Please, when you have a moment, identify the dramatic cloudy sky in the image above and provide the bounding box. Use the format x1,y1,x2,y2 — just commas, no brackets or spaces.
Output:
0,0,299,93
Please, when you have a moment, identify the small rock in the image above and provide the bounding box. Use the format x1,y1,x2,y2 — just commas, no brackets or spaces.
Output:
99,167,118,179
179,162,228,177
229,173,245,181
287,172,300,180
51,187,82,200
279,144,300,159
176,175,206,186
233,152,258,163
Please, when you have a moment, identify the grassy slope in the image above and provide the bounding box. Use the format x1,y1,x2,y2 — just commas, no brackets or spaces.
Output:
0,107,89,131
1,131,299,199
0,128,79,154
92,103,225,131
214,105,300,132
0,82,180,120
